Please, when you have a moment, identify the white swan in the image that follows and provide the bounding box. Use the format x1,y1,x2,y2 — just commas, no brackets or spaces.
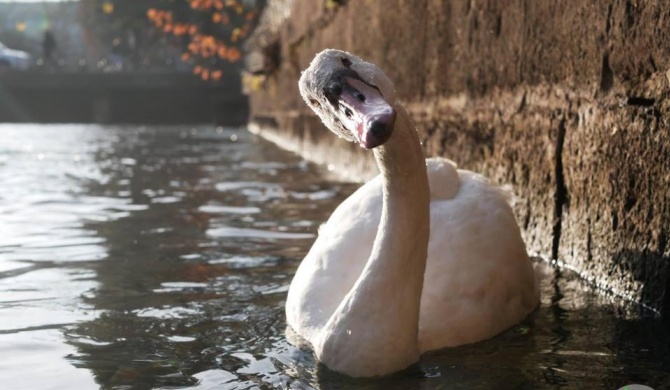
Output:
286,49,539,377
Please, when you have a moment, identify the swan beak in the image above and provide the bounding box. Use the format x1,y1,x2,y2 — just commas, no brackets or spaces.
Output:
339,78,396,149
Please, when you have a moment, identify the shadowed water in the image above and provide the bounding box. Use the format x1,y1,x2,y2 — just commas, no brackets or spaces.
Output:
0,124,667,389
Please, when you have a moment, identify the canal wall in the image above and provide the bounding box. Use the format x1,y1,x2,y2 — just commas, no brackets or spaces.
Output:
245,0,670,314
0,71,248,125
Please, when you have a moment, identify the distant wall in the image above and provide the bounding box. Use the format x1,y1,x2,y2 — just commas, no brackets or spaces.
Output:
0,72,248,125
246,0,670,314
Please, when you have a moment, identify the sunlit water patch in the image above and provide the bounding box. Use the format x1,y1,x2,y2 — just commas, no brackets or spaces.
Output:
0,124,668,390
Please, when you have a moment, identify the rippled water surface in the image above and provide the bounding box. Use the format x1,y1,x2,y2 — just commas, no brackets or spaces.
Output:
0,124,668,390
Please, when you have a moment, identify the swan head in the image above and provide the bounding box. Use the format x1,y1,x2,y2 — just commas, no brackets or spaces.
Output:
299,49,397,149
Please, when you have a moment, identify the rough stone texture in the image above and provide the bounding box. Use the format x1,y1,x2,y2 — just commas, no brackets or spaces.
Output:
246,0,670,314
561,90,670,310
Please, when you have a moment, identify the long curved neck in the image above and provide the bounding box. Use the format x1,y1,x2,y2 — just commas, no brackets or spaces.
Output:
317,105,430,377
367,105,430,318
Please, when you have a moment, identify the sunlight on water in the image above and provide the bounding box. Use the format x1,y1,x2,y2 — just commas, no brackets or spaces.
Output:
0,124,667,389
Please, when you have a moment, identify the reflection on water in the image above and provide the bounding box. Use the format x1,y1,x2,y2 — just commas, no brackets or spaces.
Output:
0,124,667,390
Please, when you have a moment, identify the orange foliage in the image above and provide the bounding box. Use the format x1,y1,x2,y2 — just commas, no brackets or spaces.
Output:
147,0,260,81
172,24,189,36
188,0,242,11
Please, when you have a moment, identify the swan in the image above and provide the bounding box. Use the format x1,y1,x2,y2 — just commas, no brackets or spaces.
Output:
285,49,539,377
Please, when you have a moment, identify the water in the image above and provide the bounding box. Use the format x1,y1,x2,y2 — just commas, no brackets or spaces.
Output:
0,124,667,390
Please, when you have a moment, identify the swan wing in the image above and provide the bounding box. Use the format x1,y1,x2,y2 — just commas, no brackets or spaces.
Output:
420,167,539,351
286,175,383,343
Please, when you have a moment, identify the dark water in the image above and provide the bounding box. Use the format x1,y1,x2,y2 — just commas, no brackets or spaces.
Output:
0,124,667,390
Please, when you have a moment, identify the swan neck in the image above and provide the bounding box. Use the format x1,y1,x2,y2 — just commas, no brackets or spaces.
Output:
374,105,427,185
316,104,431,376
370,103,430,276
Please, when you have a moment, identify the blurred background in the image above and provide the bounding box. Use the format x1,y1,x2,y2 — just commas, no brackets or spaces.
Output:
0,0,262,124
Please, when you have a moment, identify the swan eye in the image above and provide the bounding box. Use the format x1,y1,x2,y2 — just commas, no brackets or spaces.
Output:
344,107,353,119
309,99,320,108
341,57,352,68
324,83,342,106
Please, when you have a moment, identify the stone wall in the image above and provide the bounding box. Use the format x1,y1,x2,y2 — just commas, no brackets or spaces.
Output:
246,0,670,314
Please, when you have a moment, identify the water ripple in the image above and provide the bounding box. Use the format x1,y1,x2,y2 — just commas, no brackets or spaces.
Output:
207,226,314,240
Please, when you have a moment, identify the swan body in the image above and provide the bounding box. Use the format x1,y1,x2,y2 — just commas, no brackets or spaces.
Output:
286,49,539,377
